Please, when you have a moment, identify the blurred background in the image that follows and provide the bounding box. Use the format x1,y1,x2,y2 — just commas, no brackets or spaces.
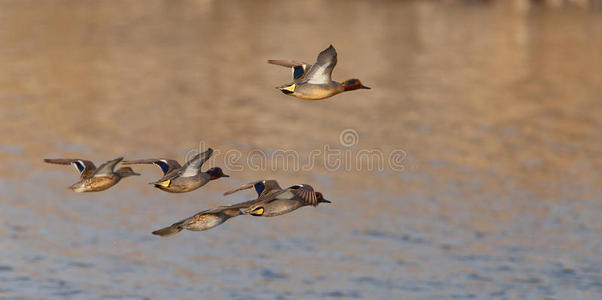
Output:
1,0,601,299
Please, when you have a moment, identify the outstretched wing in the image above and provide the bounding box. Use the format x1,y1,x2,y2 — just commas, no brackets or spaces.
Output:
267,60,308,68
303,45,337,85
155,149,213,181
178,148,213,178
122,158,181,175
268,60,312,83
224,180,283,198
279,184,318,206
92,157,123,177
44,158,97,179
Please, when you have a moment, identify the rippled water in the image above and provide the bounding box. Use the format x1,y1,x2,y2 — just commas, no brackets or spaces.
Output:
1,0,601,299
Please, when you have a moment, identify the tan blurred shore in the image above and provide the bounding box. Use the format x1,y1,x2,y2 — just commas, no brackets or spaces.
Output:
0,0,600,198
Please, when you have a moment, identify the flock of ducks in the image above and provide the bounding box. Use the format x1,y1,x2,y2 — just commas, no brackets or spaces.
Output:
44,45,369,237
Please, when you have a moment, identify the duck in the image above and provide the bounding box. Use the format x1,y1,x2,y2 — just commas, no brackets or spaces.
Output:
224,180,331,217
44,157,139,192
151,198,258,237
269,45,370,100
153,180,282,236
122,148,229,193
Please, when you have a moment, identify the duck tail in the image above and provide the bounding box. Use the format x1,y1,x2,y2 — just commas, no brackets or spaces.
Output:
152,224,184,237
278,83,296,94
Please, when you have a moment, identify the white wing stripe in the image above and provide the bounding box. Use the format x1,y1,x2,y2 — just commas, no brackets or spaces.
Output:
307,65,329,84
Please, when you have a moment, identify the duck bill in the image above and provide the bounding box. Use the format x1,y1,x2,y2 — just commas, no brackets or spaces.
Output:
320,199,332,204
222,174,230,177
360,85,371,89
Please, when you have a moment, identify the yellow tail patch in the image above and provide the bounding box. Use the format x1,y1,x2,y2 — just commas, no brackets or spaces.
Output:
157,179,171,187
251,207,264,216
281,84,296,92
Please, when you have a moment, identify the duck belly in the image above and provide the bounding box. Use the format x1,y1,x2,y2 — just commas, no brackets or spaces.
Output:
293,84,342,100
262,200,304,217
186,214,225,231
158,177,207,193
77,176,119,192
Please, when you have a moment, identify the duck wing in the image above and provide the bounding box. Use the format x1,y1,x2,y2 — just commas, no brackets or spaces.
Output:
268,60,312,83
302,45,337,85
92,157,123,177
155,148,213,182
121,158,181,175
267,59,308,68
277,184,318,206
44,158,97,179
178,148,213,178
223,179,283,199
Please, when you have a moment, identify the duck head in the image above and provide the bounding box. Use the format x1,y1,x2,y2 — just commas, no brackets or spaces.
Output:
116,167,140,177
207,167,230,180
315,192,331,204
342,79,370,91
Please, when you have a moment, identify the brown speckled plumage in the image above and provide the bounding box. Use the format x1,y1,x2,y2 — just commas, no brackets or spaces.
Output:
152,199,259,237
